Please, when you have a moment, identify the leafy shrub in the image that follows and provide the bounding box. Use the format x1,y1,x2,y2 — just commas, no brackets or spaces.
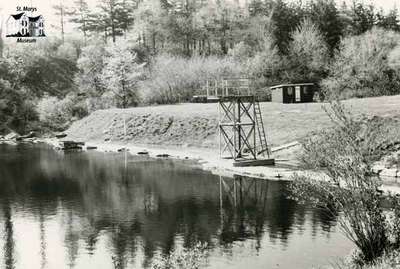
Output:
230,17,284,100
228,15,275,61
76,41,146,110
322,28,400,100
245,33,284,96
101,43,145,108
335,250,400,269
0,59,39,134
228,41,255,61
0,97,39,135
240,19,330,99
140,54,244,104
37,94,88,131
85,94,116,113
286,19,330,83
364,250,400,269
291,102,400,265
76,41,107,97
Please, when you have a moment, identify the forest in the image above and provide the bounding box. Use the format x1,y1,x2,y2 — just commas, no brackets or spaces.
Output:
1,0,400,133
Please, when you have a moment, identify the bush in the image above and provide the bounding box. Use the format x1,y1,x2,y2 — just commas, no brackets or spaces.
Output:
85,94,116,113
75,41,147,110
140,54,244,104
0,59,39,134
286,19,330,83
76,41,107,97
290,102,400,265
364,250,400,269
101,43,145,108
245,33,284,95
228,41,255,61
335,250,400,269
322,28,400,100
37,94,88,131
230,18,284,100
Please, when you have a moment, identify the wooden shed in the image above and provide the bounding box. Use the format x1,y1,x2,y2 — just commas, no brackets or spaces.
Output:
270,83,315,103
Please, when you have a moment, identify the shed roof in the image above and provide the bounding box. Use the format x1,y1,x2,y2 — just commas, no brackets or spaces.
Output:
270,83,314,90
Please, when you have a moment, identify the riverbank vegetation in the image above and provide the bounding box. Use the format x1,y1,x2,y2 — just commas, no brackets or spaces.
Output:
1,0,400,133
290,102,400,267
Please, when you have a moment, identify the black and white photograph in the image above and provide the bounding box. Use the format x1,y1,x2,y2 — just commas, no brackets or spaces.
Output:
0,0,400,268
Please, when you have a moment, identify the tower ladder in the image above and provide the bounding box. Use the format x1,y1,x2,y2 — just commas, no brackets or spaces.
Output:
254,101,270,158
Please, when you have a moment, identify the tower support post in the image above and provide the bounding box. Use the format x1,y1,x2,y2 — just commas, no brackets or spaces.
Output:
207,78,274,166
219,96,257,161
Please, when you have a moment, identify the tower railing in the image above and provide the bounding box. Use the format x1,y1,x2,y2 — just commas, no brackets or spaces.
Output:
205,78,253,99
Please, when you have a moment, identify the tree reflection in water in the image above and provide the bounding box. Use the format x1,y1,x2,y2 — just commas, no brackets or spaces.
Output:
0,144,346,269
2,199,15,269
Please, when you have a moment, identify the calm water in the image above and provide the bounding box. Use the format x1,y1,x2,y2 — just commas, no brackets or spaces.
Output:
0,144,353,269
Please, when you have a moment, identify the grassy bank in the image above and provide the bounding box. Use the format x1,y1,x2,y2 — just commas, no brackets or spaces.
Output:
66,95,400,150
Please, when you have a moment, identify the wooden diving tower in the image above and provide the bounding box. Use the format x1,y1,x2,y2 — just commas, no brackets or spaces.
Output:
205,78,275,167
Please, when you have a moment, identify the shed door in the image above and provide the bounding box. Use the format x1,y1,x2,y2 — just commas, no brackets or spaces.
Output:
295,86,301,102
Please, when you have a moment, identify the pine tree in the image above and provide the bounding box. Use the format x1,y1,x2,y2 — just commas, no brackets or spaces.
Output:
270,0,303,54
350,0,375,35
115,0,136,37
98,0,120,43
134,0,164,53
84,11,109,42
53,3,75,43
376,7,400,32
70,0,91,44
307,0,343,55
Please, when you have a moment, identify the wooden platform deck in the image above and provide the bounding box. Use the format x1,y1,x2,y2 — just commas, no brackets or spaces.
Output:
233,158,275,167
207,95,255,102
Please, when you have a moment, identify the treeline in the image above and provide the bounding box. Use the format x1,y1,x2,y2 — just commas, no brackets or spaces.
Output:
1,0,400,133
65,0,399,55
65,0,400,102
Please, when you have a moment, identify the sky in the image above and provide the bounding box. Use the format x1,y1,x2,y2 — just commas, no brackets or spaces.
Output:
0,0,398,37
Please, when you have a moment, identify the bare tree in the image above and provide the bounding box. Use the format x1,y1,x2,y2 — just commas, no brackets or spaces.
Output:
70,0,90,44
53,2,74,43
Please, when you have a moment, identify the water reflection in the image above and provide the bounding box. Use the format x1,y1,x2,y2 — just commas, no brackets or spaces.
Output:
0,144,352,269
2,199,15,269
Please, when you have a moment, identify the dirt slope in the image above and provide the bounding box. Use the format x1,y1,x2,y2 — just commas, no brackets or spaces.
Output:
66,95,400,148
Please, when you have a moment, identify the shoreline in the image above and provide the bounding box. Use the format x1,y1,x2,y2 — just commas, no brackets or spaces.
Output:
41,138,400,194
59,96,400,193
43,138,304,180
